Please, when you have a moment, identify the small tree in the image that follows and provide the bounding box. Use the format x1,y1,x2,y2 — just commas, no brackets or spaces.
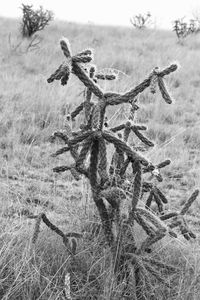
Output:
21,3,53,37
130,12,152,29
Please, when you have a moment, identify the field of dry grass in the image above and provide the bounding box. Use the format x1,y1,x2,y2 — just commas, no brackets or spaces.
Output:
1,16,200,299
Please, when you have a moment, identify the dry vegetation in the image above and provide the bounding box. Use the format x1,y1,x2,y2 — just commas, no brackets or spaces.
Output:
1,16,200,299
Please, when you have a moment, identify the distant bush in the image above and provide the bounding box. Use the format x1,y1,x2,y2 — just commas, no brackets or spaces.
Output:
21,3,53,37
173,17,200,41
130,12,152,29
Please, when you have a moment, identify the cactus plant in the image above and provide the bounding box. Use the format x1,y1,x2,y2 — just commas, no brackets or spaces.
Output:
30,38,199,299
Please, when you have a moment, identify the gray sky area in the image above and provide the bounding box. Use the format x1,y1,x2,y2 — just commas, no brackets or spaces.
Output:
1,0,200,28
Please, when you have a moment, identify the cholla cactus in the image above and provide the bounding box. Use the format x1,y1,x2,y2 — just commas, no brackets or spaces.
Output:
173,19,188,39
41,38,199,298
173,18,200,42
21,4,53,37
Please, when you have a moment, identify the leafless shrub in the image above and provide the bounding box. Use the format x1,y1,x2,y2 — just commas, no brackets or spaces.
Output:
8,33,42,54
130,12,152,29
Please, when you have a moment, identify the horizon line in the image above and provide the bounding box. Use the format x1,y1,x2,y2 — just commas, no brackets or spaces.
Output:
0,14,175,31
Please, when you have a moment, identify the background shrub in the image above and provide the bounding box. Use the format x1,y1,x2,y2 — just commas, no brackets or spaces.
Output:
21,3,53,37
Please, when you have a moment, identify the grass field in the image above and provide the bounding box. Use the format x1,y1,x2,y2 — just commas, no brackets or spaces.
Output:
1,16,200,299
